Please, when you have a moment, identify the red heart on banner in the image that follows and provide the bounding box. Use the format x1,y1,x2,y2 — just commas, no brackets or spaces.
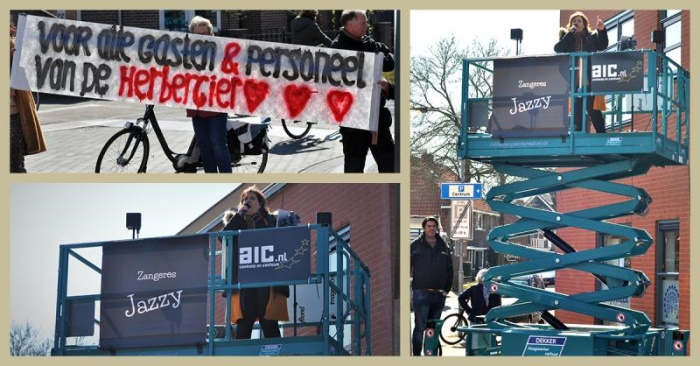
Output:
243,79,270,113
284,84,313,118
326,90,354,123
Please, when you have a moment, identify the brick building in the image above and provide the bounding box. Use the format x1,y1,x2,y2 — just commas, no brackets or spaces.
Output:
554,10,689,331
179,183,399,355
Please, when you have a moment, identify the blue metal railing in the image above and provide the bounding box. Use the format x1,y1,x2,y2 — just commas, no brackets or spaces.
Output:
458,50,689,161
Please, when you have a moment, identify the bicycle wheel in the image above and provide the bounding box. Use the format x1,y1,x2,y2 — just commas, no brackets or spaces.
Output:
95,128,149,173
281,119,313,139
439,312,468,345
230,151,267,173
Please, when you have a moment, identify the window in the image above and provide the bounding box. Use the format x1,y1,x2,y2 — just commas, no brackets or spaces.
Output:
603,11,635,52
163,10,187,31
603,11,635,127
161,10,220,33
662,10,682,68
475,212,483,230
656,220,680,327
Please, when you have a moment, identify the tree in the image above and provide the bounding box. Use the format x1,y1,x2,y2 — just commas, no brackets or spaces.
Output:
9,321,51,356
410,35,508,186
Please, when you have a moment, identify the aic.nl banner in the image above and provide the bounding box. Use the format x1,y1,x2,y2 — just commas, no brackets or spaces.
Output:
100,235,209,349
237,226,311,284
590,51,644,93
10,15,384,131
492,55,570,138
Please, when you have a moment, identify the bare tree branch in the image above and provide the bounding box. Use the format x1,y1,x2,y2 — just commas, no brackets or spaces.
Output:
411,35,507,182
9,321,51,356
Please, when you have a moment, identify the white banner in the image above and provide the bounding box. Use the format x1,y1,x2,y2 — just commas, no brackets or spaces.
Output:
11,15,384,131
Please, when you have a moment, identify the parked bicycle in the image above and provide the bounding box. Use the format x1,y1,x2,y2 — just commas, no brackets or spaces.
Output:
95,104,269,173
440,274,547,345
439,308,469,345
281,119,316,139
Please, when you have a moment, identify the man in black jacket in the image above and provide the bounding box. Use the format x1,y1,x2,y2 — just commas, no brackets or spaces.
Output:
410,216,453,356
330,10,395,173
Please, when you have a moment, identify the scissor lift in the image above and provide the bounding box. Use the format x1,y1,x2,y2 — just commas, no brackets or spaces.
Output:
457,50,689,356
51,222,371,356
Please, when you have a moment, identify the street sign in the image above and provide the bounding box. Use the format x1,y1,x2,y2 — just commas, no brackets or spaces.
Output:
441,183,483,200
450,200,473,240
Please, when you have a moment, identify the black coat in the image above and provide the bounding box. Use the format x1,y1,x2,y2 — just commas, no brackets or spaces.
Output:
410,234,453,293
554,28,608,53
290,17,332,47
458,283,502,323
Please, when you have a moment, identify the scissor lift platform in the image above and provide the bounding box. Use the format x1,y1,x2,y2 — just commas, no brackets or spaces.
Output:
454,50,689,356
51,223,371,356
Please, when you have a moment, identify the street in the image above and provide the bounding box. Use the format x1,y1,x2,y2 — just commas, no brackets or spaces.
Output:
26,95,394,173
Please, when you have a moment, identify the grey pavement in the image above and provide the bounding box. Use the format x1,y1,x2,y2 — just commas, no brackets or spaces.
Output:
25,96,394,174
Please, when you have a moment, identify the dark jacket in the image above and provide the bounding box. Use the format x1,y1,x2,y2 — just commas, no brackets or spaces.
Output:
331,28,395,72
290,17,332,47
330,29,395,130
222,210,289,321
554,27,608,54
410,233,453,293
458,283,502,323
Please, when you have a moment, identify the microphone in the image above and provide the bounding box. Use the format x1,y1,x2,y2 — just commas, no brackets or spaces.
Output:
238,200,251,215
570,25,577,33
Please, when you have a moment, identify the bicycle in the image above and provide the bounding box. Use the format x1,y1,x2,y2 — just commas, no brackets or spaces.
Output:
95,104,269,173
280,119,316,139
439,308,469,345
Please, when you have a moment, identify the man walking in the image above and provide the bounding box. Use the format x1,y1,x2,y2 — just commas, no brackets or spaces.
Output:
410,216,453,356
330,10,395,173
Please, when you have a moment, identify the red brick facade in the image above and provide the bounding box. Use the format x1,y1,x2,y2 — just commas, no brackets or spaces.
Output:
556,10,690,332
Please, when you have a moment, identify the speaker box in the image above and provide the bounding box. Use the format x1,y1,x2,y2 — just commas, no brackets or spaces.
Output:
510,28,523,40
126,212,141,230
651,30,665,44
316,212,332,227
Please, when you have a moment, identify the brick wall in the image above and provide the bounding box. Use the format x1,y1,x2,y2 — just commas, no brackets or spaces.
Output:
557,167,690,329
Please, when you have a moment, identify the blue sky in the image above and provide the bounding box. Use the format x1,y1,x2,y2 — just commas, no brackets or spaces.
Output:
9,183,236,339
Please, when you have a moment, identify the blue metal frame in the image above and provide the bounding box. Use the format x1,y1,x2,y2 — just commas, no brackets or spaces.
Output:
456,50,689,356
51,223,371,356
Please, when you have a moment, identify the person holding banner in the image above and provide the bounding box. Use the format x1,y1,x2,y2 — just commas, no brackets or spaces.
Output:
331,10,396,173
186,16,232,173
10,26,46,173
222,186,290,339
291,10,332,47
554,11,608,133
